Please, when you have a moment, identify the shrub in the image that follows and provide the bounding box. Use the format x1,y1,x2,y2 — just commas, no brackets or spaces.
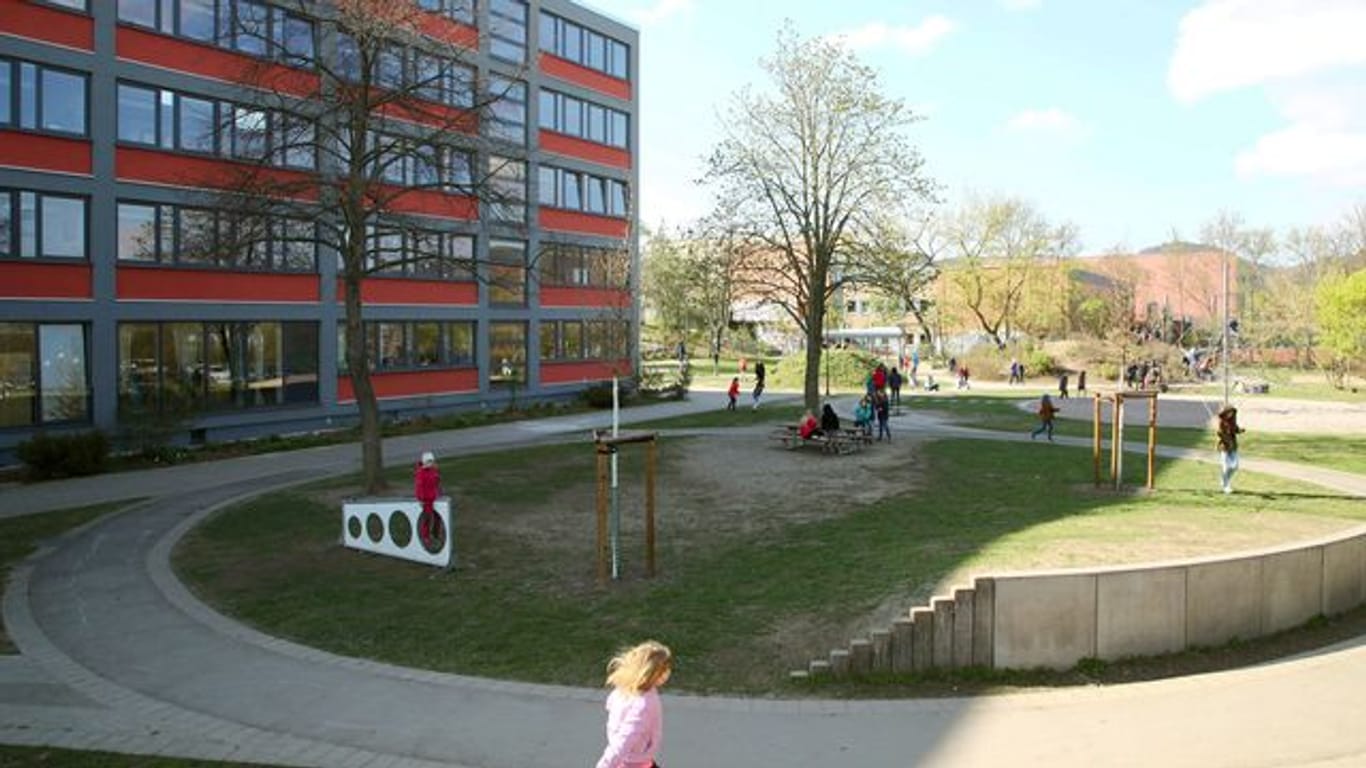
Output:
768,347,881,392
1025,348,1056,377
17,430,110,480
580,383,616,408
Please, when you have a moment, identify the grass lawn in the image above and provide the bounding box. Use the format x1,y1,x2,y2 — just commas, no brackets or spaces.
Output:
176,434,1365,696
0,745,288,767
0,502,132,653
907,393,1366,475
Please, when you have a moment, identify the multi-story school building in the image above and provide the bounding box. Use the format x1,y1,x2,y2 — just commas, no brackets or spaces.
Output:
0,0,639,459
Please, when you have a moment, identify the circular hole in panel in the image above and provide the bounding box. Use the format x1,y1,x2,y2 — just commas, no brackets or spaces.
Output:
389,510,412,548
366,512,384,543
419,510,446,554
347,515,362,540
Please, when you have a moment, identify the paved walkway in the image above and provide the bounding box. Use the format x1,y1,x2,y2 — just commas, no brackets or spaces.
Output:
3,392,1366,767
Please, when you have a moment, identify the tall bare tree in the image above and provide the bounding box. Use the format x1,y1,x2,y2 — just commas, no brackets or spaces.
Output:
940,196,1066,348
703,24,936,409
186,0,526,492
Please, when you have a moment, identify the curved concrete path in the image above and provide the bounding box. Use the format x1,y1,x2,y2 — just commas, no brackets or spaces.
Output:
3,393,1366,767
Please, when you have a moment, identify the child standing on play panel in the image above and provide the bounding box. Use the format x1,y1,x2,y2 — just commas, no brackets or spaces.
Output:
414,451,442,546
595,640,673,768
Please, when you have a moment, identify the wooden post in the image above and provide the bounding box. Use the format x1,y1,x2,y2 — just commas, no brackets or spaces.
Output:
1147,395,1158,490
1092,394,1103,487
645,439,657,577
1109,396,1120,488
1114,396,1125,490
596,446,609,585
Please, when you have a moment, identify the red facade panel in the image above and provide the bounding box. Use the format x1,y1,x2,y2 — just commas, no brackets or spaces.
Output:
539,130,631,169
340,278,478,306
541,360,631,385
382,189,478,220
416,15,479,50
0,262,91,299
115,147,317,198
539,53,631,101
539,208,629,238
117,267,319,302
540,286,630,308
116,26,319,97
0,130,91,175
0,0,94,50
337,369,479,403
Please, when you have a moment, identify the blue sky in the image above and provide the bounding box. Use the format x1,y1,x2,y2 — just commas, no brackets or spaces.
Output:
583,0,1366,254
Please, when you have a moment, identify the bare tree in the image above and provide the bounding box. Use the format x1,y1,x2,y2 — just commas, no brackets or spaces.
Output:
703,24,936,409
940,196,1063,348
849,212,942,346
183,0,529,492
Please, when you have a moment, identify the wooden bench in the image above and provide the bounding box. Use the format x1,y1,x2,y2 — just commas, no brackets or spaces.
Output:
769,425,863,455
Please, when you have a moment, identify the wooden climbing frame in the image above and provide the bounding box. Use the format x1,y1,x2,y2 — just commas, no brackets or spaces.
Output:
1092,390,1160,490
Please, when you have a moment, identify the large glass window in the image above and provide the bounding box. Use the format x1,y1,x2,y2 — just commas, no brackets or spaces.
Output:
489,321,526,385
118,0,157,27
488,156,525,222
489,0,527,62
487,75,526,144
118,321,318,417
116,200,314,272
0,58,88,136
179,0,216,41
117,203,157,261
178,95,217,153
539,166,628,217
538,242,629,288
540,13,630,79
540,89,628,148
489,239,526,305
2,191,86,260
0,323,89,427
117,84,157,144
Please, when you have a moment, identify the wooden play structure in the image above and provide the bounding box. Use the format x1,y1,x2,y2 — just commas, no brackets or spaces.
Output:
1092,390,1160,490
593,429,658,584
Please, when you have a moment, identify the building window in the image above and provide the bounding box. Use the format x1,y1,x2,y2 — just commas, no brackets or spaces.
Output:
490,0,527,62
488,156,526,222
118,321,319,416
540,13,629,80
542,320,592,362
417,0,476,25
0,190,87,260
116,201,316,272
0,59,88,137
0,323,90,428
487,75,526,144
538,242,628,287
489,239,526,305
363,224,474,280
539,89,628,148
117,1,315,66
39,0,89,9
338,321,476,373
489,321,526,385
538,166,629,217
116,81,315,170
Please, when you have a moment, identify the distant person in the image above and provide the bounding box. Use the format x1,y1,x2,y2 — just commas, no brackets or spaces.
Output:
925,374,940,392
414,451,443,548
726,376,739,411
1009,358,1021,385
947,357,956,380
1077,370,1087,394
872,363,887,395
594,640,672,768
1030,394,1059,442
798,409,820,440
889,367,903,406
911,348,920,379
1216,405,1245,494
752,359,766,410
957,365,971,390
874,391,891,442
1058,372,1070,399
854,396,873,436
820,403,841,433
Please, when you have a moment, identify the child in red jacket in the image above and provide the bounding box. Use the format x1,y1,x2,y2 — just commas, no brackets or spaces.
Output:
727,377,740,410
414,451,442,547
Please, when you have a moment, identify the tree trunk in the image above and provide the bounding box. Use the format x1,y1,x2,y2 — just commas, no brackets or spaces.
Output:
343,266,387,494
804,287,826,410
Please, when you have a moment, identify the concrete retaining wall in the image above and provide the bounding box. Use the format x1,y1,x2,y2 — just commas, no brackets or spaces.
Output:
798,525,1366,678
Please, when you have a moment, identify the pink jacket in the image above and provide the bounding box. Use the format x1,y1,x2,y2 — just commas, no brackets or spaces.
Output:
595,688,662,768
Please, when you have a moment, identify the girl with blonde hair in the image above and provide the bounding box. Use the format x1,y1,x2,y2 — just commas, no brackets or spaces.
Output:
594,640,672,768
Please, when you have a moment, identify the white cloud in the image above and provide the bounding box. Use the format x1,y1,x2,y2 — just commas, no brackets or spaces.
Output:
1168,0,1366,103
999,0,1042,11
828,15,956,57
1235,123,1366,187
1004,108,1087,138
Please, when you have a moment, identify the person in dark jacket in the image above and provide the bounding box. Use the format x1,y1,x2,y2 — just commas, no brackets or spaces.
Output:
820,403,841,433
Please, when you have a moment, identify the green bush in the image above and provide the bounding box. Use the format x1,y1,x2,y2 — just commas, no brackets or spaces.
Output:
17,430,110,480
1026,348,1057,376
768,347,882,391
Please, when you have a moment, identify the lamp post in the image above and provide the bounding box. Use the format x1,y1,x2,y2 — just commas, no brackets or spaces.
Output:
824,339,830,397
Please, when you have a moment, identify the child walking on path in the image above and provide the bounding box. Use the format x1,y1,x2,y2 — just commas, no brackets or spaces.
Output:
1030,394,1059,442
595,641,672,768
875,392,891,441
1217,405,1245,494
726,377,739,411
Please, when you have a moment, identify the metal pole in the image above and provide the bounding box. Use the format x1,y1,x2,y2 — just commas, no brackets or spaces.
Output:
1222,251,1231,408
610,377,620,580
